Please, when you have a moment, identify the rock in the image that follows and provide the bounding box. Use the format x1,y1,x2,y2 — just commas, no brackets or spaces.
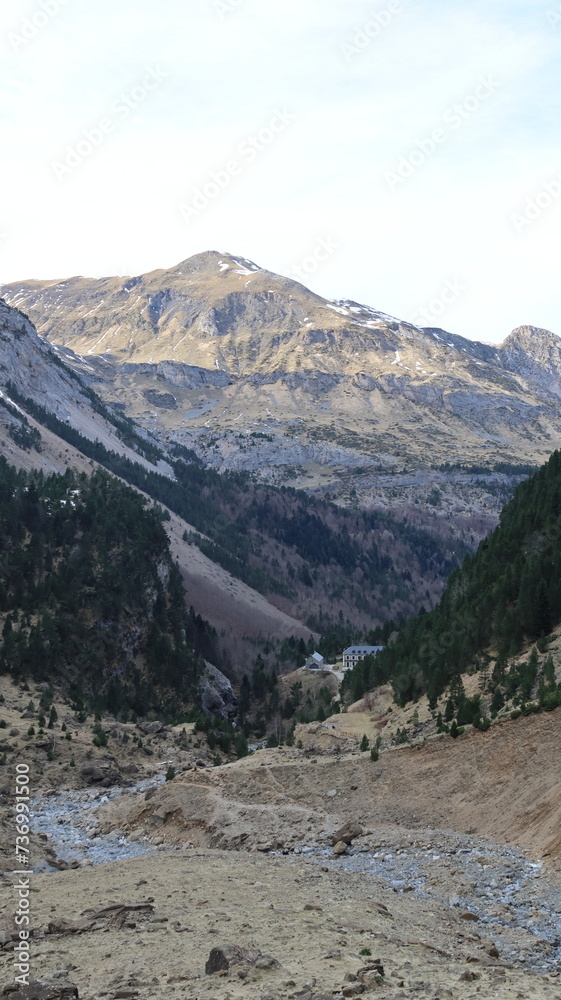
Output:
1,982,79,999
205,945,244,974
342,986,364,997
357,960,384,979
199,663,237,719
0,931,11,946
359,970,383,990
205,944,271,974
137,721,164,735
100,773,121,787
460,910,479,921
331,822,363,846
481,939,499,958
333,840,348,856
255,955,280,970
459,970,479,981
304,904,323,911
80,766,105,783
344,973,358,982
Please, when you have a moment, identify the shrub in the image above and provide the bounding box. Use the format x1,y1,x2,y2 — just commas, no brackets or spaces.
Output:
92,724,108,747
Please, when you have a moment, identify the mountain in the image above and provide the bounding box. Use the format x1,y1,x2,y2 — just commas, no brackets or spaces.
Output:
0,295,473,676
0,296,170,475
2,252,559,531
348,449,561,710
0,296,313,671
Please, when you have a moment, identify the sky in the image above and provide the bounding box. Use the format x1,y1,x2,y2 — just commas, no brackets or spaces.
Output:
1,0,560,344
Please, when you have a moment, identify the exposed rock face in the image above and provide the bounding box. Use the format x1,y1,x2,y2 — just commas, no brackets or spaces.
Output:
498,325,561,397
200,663,237,719
0,297,162,473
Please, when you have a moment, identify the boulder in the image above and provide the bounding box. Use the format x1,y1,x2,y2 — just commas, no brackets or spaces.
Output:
137,721,164,735
333,840,348,856
205,944,274,974
331,822,363,846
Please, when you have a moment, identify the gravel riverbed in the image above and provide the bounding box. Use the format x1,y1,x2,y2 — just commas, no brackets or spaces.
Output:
30,776,163,870
290,832,561,978
29,784,561,980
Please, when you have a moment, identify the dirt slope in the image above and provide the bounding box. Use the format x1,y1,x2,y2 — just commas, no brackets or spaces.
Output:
98,708,561,870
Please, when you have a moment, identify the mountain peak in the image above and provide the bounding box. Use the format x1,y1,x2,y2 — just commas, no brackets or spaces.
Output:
170,250,263,276
498,326,561,397
503,325,560,349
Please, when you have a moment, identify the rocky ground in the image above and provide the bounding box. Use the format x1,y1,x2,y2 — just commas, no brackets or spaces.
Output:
1,670,561,1000
1,847,559,1000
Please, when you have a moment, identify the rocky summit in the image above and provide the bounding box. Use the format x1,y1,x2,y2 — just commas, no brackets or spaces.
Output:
2,252,561,520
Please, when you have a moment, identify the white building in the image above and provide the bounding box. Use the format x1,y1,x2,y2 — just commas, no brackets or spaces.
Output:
342,645,383,671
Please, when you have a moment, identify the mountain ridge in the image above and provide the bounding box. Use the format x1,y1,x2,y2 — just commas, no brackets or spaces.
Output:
2,252,560,522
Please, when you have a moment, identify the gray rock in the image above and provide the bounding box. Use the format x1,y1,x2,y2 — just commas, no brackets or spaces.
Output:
199,663,237,719
137,721,164,735
1,982,78,999
205,945,243,974
255,955,280,970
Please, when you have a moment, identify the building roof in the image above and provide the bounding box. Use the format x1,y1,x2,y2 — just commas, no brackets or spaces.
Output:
309,651,324,662
342,646,384,656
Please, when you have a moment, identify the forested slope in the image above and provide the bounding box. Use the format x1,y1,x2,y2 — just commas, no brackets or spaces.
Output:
2,380,468,632
343,450,561,706
0,461,213,716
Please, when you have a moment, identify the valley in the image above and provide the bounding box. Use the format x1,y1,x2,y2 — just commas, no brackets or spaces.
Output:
1,253,561,1000
1,668,561,1000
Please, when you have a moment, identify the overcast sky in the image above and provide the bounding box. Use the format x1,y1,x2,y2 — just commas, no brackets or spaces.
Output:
1,0,559,343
